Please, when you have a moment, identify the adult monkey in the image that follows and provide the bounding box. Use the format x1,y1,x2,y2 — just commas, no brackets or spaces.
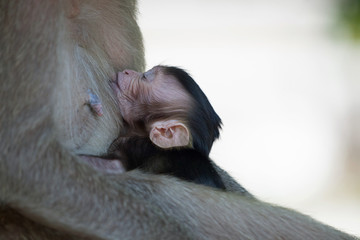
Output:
0,1,356,239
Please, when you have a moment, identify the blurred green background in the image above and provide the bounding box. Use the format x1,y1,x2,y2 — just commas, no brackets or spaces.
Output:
337,0,360,41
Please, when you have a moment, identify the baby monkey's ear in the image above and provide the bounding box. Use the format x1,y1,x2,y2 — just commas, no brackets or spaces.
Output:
149,120,190,149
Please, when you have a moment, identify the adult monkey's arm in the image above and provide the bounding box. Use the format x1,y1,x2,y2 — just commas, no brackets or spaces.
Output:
122,175,357,240
0,1,356,239
3,161,356,240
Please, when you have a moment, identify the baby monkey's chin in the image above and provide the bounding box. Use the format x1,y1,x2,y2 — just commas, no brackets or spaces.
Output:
109,71,124,94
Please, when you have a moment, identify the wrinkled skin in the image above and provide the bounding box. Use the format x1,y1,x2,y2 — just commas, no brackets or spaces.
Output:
112,66,192,125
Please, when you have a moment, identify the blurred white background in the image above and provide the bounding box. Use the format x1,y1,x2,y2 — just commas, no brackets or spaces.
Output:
138,0,360,236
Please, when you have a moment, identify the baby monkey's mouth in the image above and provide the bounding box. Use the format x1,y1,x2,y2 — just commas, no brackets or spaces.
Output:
110,76,121,95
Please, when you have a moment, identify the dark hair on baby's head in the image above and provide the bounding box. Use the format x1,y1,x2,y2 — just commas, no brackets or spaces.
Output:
161,66,222,156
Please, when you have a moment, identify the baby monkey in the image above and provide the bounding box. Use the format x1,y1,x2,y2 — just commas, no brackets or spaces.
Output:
86,66,225,189
109,66,225,189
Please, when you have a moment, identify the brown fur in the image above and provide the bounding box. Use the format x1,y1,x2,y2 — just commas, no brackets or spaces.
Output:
0,1,357,239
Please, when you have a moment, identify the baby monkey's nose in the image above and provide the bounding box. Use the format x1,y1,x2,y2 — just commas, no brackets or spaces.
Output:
123,69,138,75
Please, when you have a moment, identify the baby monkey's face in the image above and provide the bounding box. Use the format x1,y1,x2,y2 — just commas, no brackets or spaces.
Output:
112,66,191,124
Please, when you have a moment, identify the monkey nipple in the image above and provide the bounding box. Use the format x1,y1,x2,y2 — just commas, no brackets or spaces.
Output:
87,89,104,116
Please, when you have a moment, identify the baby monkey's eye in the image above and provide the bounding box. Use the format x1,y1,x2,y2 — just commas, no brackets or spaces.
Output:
142,72,152,82
142,69,155,82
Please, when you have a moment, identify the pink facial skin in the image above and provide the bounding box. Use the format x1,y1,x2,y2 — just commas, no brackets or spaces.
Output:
111,67,158,123
111,66,192,124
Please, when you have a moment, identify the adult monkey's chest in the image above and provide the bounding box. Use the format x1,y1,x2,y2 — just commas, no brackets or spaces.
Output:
52,43,123,156
49,3,145,156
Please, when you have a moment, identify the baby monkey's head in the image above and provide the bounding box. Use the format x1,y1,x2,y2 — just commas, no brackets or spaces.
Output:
112,65,222,156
